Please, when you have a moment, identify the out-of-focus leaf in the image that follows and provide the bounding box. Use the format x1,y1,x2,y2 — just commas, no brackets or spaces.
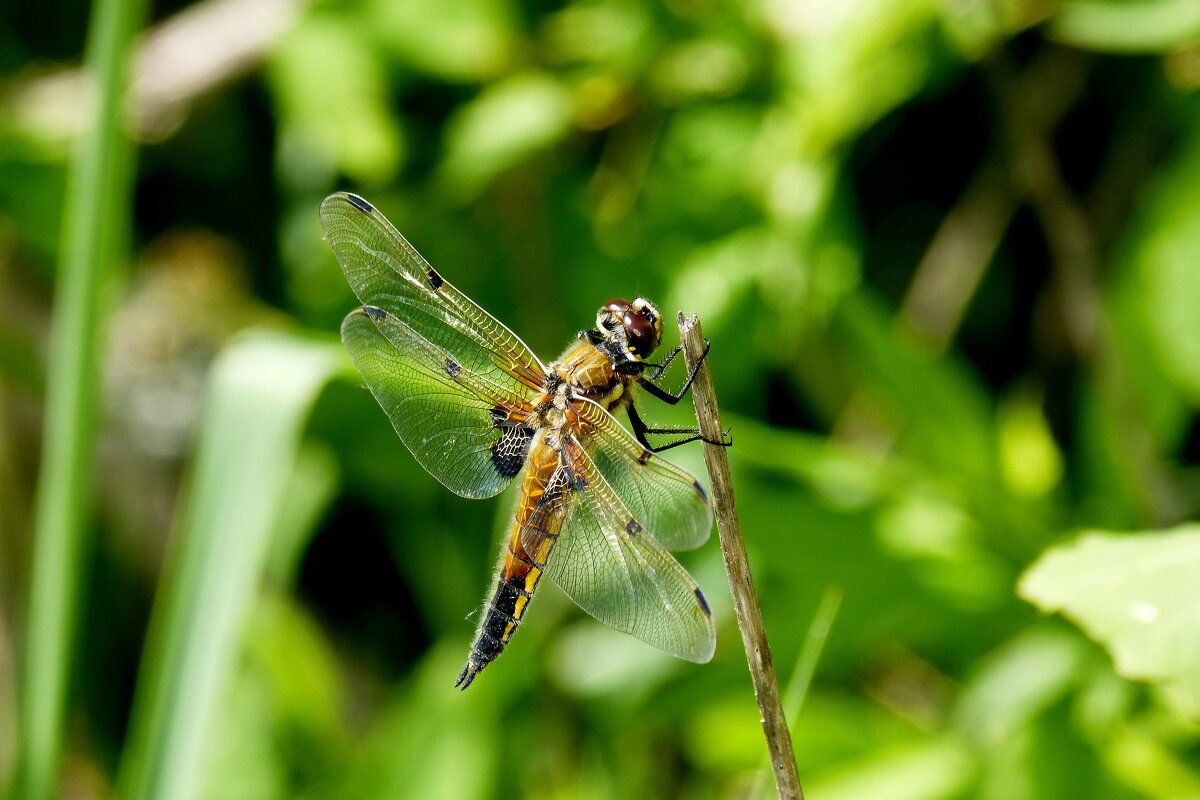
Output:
666,228,797,333
1127,130,1200,406
548,618,683,700
651,38,750,103
438,72,572,197
953,625,1090,747
0,157,66,264
1103,724,1200,799
279,198,355,323
116,332,346,800
365,0,514,81
655,104,766,212
1019,526,1200,716
339,642,501,800
804,738,975,800
997,388,1063,499
683,697,770,772
197,591,350,798
541,1,653,71
264,440,340,583
1048,0,1200,53
834,290,1002,505
767,0,944,155
199,664,287,800
268,14,402,187
939,0,1031,60
874,487,1009,611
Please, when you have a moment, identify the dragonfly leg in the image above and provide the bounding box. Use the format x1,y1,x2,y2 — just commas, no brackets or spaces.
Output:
638,339,711,405
626,402,732,453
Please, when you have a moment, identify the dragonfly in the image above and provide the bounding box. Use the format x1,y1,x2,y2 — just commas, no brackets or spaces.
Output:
321,192,726,689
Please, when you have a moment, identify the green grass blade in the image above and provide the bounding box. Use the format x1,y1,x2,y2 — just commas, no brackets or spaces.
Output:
114,332,344,800
754,586,843,800
12,0,146,794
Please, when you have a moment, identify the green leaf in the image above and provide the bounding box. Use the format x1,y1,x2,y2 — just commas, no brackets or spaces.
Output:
1128,130,1200,406
268,14,403,187
438,71,572,198
365,0,515,81
1048,0,1200,53
1019,525,1200,716
115,331,345,800
805,738,975,800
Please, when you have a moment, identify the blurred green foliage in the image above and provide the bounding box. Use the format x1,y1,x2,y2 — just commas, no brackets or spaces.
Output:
2,0,1200,798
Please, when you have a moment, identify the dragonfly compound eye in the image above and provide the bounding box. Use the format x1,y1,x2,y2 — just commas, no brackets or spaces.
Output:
623,309,659,357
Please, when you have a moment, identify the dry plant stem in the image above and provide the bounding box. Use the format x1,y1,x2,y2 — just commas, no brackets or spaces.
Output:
678,313,804,800
897,164,1015,353
993,47,1183,525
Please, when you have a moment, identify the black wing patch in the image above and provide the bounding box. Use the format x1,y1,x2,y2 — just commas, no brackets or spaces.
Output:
489,406,535,479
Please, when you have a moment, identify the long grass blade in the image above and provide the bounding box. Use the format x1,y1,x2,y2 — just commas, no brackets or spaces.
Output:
12,0,146,795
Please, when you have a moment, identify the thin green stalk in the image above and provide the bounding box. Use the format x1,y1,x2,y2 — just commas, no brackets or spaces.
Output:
783,586,842,722
12,0,146,795
753,587,842,800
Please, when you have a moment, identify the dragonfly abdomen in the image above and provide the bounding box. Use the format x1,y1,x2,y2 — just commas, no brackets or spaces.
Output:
455,441,569,689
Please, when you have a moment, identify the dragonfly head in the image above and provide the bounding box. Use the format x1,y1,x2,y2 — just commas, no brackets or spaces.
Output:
598,296,663,360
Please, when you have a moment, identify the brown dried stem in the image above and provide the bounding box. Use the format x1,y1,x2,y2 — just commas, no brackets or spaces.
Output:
679,313,803,800
991,46,1183,525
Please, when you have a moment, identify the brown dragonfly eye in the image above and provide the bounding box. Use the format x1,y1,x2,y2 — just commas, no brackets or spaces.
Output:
624,309,658,356
603,298,629,313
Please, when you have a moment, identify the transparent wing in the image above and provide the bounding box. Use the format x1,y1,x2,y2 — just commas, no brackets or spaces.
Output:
574,397,711,550
538,438,716,663
322,192,546,392
343,306,536,499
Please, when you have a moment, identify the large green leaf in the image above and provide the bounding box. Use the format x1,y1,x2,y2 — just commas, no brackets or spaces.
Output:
1019,525,1200,716
115,331,345,800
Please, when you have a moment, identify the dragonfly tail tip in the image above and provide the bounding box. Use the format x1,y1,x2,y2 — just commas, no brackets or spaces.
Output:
455,661,481,690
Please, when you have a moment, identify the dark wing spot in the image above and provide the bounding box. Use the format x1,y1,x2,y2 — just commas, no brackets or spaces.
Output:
692,480,708,502
346,193,374,213
636,449,652,465
694,588,712,616
426,266,444,291
444,357,461,377
490,423,534,480
625,519,643,537
363,305,387,320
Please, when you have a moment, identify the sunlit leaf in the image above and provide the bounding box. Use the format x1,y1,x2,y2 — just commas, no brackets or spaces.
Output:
804,738,975,800
438,72,572,197
116,332,346,800
365,0,514,81
997,389,1063,499
268,14,402,186
1048,0,1200,53
1128,130,1200,406
1019,526,1200,716
953,625,1091,747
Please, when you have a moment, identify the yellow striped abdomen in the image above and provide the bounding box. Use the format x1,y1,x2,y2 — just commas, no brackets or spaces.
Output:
455,437,568,688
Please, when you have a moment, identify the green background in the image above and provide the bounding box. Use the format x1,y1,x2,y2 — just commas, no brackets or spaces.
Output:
3,0,1200,797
